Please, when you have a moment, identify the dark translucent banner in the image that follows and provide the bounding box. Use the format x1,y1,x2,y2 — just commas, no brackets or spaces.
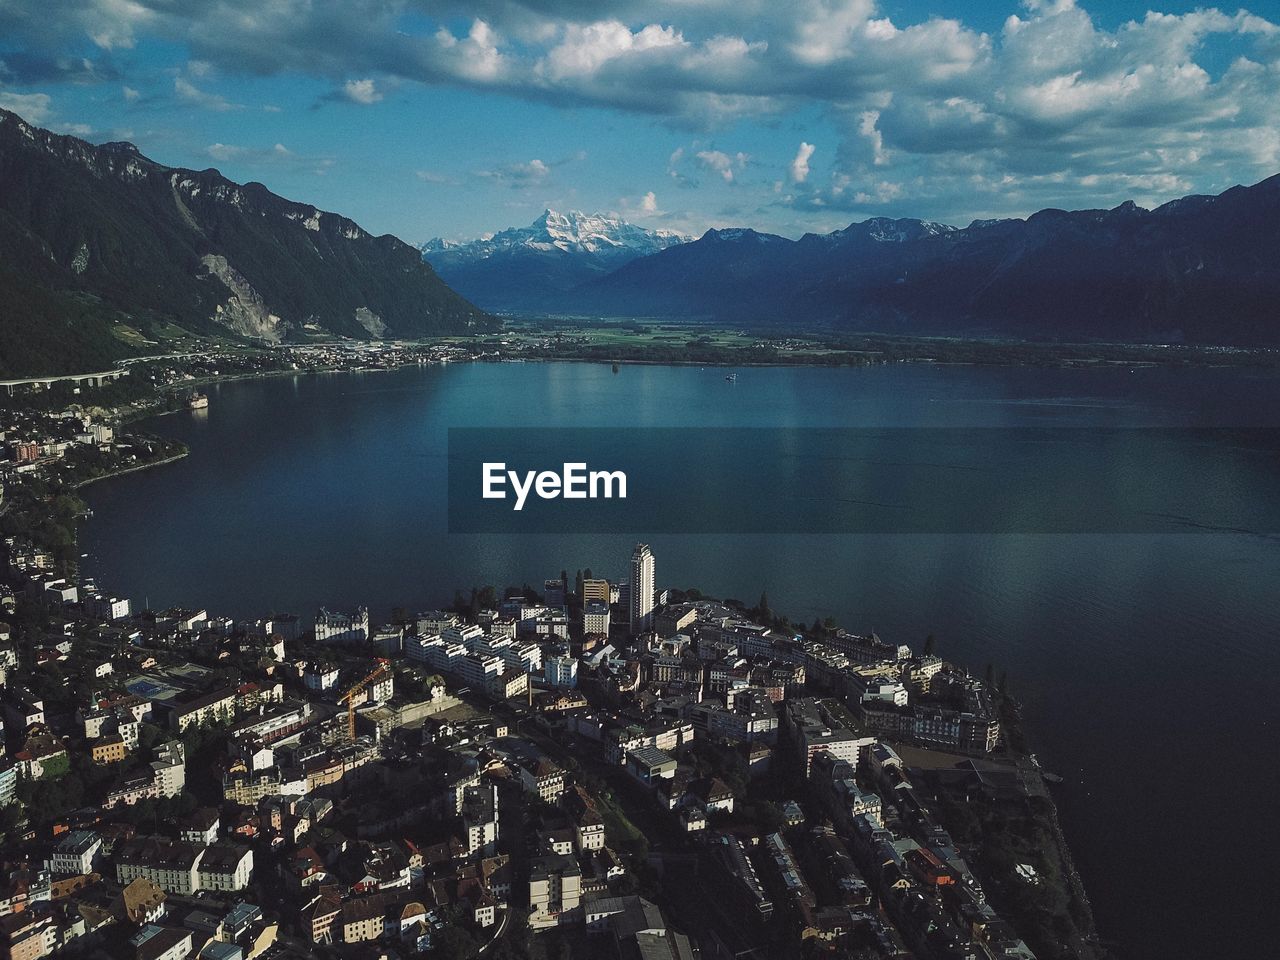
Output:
447,427,1280,534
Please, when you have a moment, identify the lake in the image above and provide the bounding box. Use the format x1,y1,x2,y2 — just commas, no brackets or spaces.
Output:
81,360,1280,960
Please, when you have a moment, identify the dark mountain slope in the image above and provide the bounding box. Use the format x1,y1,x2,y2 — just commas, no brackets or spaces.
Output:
0,109,494,376
567,179,1280,345
568,228,794,318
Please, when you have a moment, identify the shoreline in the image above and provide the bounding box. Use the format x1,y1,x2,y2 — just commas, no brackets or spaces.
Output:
1045,783,1106,956
16,330,1280,402
95,347,1280,429
72,450,189,489
1001,702,1108,959
110,360,479,425
75,358,1102,958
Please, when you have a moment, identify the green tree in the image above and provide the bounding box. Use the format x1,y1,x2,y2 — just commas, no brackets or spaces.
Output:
430,925,479,960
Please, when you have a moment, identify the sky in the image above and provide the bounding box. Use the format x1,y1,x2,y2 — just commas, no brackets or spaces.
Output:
3,1,1280,242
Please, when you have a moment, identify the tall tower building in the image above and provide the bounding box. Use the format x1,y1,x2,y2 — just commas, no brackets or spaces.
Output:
629,543,655,634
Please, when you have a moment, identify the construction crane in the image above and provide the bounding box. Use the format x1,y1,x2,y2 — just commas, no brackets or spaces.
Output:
339,659,390,741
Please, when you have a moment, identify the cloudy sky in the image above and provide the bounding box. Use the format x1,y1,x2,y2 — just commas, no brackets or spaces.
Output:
3,1,1280,242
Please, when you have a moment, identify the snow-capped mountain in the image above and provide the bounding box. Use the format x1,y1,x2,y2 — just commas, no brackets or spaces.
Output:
425,209,692,259
420,210,693,312
828,216,956,243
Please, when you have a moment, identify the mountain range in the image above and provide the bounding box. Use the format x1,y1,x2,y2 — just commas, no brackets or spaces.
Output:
433,179,1280,346
560,182,1280,344
5,101,1280,379
421,210,691,312
0,108,493,377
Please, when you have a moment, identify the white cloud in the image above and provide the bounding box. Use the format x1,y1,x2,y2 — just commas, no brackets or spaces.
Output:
122,85,140,102
790,142,815,183
542,21,683,82
858,111,886,166
696,149,748,182
5,0,1280,225
790,0,879,66
174,76,237,111
416,169,453,184
205,140,311,167
206,142,243,162
641,190,658,212
520,158,549,179
84,0,152,51
435,19,505,82
476,157,551,186
0,91,52,122
343,78,382,104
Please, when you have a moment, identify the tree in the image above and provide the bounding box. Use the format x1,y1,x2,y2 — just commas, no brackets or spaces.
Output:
923,633,937,657
984,663,995,686
745,799,786,834
0,804,23,842
486,909,532,959
430,925,479,960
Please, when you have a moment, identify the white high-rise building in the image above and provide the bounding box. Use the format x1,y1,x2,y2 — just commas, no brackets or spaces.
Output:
629,543,655,634
545,655,579,689
582,601,610,637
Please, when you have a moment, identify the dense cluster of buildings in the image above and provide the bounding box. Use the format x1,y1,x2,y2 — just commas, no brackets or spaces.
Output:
126,342,485,397
0,405,134,486
1,407,1042,960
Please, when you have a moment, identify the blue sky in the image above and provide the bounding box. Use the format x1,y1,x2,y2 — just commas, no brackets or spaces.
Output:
3,1,1280,242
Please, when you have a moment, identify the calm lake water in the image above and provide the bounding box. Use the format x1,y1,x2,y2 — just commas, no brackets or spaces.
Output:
82,361,1280,960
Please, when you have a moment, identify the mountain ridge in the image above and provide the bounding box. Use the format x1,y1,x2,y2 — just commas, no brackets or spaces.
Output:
0,108,494,376
421,209,692,312
563,180,1280,345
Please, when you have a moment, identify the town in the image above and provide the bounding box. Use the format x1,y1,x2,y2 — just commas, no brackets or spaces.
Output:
0,399,1096,960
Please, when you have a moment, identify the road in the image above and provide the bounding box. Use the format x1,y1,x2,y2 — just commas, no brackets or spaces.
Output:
478,906,510,954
